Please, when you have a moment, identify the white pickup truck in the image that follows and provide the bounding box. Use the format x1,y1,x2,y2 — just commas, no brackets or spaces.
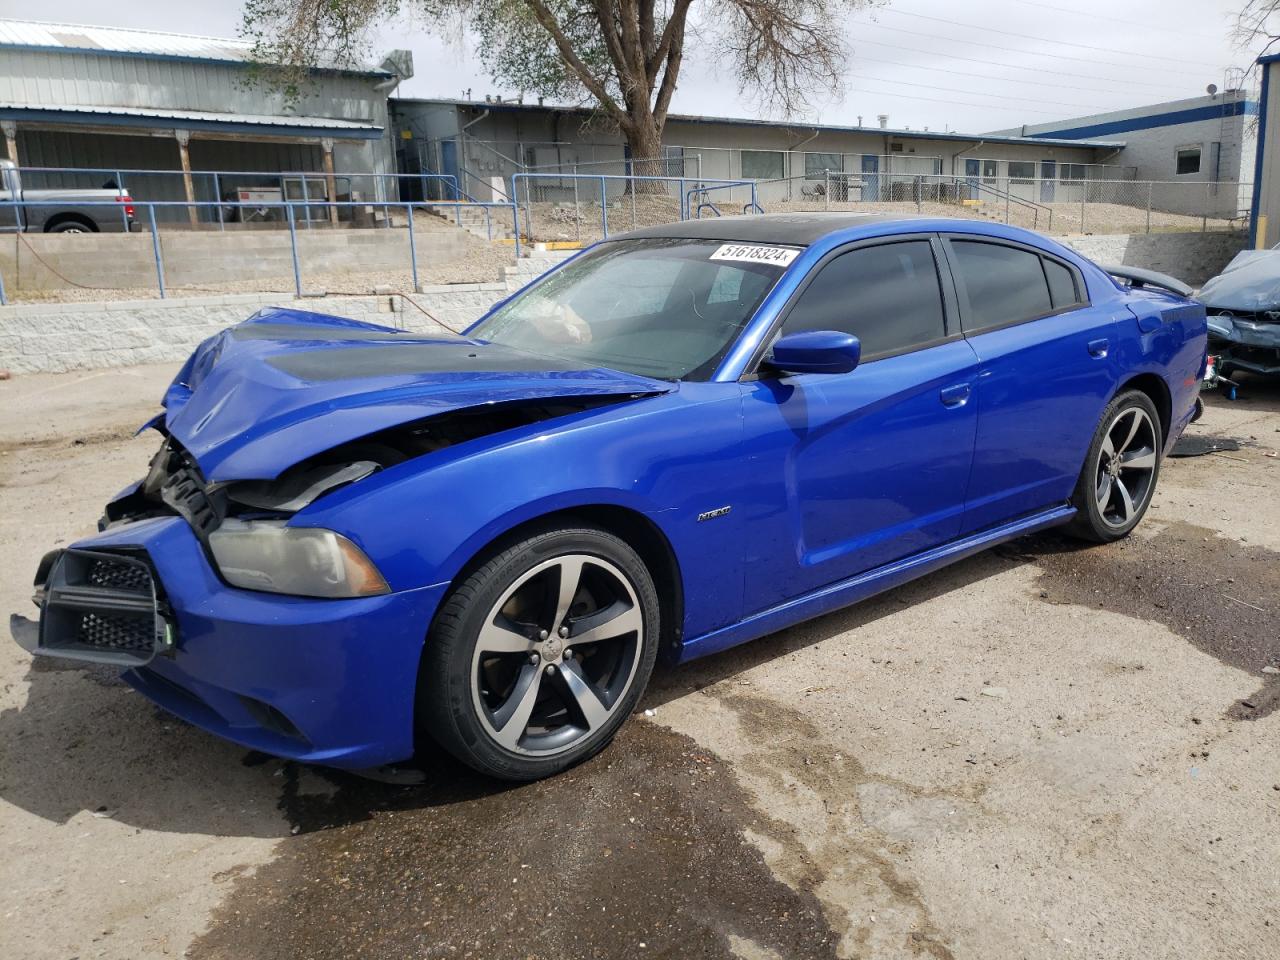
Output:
0,158,136,233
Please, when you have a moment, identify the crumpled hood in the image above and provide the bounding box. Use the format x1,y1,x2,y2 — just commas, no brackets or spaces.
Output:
1198,249,1280,312
161,307,672,482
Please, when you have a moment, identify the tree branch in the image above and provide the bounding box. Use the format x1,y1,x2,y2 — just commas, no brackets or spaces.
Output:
647,0,694,81
523,0,629,124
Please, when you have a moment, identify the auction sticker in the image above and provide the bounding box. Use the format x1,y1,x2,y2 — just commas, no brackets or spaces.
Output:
709,243,800,267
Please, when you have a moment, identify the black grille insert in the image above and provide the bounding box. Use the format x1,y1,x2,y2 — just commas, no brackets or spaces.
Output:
34,549,175,667
86,557,152,593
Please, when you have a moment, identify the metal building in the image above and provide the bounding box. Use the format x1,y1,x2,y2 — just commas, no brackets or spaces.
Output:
1250,54,1280,247
993,90,1257,219
0,19,409,222
391,97,1126,205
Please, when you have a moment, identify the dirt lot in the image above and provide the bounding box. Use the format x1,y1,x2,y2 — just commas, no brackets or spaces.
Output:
1,365,1278,960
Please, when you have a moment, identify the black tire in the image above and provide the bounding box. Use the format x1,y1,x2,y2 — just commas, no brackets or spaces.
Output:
1066,390,1162,543
46,218,95,234
420,524,660,781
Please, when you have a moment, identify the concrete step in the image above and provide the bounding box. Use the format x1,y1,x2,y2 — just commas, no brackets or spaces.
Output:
503,250,575,291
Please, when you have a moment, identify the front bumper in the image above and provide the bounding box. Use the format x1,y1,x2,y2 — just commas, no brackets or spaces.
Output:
10,516,448,770
1206,314,1280,376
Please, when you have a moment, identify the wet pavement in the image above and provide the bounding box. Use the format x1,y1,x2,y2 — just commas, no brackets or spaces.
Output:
1003,521,1280,719
190,723,839,960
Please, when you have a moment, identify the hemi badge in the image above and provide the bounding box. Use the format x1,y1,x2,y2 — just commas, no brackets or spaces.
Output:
697,506,732,522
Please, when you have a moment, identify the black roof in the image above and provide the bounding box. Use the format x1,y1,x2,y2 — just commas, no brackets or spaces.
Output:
612,213,920,246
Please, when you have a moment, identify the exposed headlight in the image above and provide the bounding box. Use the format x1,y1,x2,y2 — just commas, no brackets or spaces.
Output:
208,519,390,598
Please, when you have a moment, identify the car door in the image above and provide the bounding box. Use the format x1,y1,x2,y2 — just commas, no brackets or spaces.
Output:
941,235,1120,534
738,236,981,613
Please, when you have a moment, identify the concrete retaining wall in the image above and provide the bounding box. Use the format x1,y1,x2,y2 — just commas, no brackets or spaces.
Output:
0,226,471,293
0,233,1242,375
1062,231,1247,286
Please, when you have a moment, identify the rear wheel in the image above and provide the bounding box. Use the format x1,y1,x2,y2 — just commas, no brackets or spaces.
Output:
1066,390,1161,543
47,219,95,234
421,525,659,781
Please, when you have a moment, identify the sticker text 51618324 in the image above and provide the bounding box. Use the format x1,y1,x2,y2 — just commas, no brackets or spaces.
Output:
709,244,800,267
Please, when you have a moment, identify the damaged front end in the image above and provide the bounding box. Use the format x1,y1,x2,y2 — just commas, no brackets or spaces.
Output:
16,307,673,669
1199,249,1280,377
1204,311,1280,377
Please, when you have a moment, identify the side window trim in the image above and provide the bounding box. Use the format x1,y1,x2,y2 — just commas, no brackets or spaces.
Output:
744,232,960,378
940,234,1091,337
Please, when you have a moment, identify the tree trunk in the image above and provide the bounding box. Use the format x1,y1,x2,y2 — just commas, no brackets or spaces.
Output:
624,119,670,196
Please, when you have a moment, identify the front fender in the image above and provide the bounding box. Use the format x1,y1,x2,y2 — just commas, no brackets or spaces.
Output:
296,383,747,640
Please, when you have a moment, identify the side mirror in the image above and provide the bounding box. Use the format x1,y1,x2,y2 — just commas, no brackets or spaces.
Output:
766,330,861,375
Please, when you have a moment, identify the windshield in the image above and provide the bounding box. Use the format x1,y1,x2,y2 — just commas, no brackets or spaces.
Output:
469,238,793,380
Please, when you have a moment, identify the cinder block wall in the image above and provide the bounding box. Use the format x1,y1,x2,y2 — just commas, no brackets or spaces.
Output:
0,251,573,375
1062,231,1247,286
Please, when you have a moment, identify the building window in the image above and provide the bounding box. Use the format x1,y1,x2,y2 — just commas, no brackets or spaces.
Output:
1008,161,1036,184
1175,146,1201,175
1058,163,1086,182
804,152,843,179
740,150,785,181
662,145,685,177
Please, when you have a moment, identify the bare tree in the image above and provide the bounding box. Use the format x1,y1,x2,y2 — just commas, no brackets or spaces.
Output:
1234,0,1280,57
241,0,880,183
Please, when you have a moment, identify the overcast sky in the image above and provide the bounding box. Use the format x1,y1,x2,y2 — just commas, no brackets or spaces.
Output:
0,0,1261,133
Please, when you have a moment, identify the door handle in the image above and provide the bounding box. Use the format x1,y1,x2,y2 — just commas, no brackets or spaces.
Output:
940,383,972,407
1087,338,1110,358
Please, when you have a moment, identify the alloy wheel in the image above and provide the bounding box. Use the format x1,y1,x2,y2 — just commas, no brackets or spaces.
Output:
469,553,645,756
1094,406,1158,529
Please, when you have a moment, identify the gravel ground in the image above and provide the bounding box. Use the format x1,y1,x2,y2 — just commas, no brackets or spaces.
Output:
516,195,1237,243
1,367,1278,960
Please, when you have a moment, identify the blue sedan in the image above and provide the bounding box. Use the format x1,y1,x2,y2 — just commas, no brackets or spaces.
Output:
10,214,1207,780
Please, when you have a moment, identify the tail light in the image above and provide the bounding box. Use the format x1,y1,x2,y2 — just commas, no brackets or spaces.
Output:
117,193,135,219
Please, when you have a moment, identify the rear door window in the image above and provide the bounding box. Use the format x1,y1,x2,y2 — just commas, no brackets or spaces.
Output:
1043,257,1083,309
949,240,1053,333
780,240,947,362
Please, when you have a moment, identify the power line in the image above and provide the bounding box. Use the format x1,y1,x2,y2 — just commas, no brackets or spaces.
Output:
848,73,1135,112
850,36,1191,92
880,8,1206,65
1004,0,1210,40
852,53,1199,98
846,85,1091,116
854,19,1209,75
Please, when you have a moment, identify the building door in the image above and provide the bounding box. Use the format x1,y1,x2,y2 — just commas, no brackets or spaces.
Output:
440,139,459,200
861,154,880,201
964,158,980,200
1040,161,1056,202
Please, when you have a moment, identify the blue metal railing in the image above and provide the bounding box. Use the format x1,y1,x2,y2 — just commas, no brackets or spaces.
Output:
0,197,520,306
11,165,466,228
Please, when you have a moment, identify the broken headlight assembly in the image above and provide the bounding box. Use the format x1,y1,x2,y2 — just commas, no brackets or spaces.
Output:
208,520,390,599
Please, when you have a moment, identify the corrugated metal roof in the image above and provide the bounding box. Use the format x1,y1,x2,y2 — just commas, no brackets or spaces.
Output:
0,18,387,74
0,102,383,135
0,19,255,63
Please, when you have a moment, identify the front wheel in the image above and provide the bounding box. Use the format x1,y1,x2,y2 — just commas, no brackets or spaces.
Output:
1066,390,1162,543
420,525,660,781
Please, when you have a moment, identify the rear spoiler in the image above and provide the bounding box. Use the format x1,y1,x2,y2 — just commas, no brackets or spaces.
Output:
1100,264,1193,298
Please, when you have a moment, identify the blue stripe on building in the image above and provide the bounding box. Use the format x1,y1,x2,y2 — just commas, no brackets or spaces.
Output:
1028,101,1257,141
